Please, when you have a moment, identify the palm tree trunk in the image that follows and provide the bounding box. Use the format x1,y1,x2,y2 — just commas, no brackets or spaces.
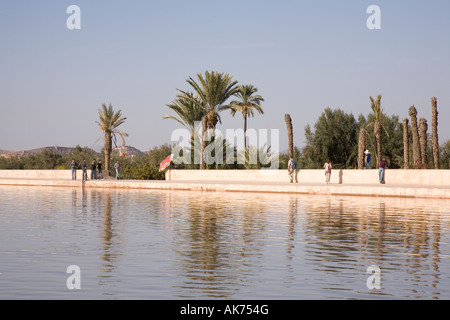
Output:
409,105,421,165
431,97,439,169
200,116,207,170
104,132,112,177
374,120,382,168
284,114,293,159
358,128,367,169
403,118,410,169
243,113,248,149
419,118,428,166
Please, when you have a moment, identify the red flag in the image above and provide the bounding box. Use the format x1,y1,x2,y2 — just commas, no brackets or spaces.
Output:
159,154,173,172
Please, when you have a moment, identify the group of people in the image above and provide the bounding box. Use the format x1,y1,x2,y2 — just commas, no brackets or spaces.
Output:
70,160,122,181
287,150,388,184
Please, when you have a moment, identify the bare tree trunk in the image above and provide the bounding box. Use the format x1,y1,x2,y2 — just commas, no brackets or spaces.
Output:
358,127,367,169
431,97,439,169
419,118,428,166
402,118,410,169
409,105,421,165
284,114,293,159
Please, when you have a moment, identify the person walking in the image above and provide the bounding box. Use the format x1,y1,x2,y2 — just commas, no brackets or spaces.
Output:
287,157,298,183
97,160,104,180
114,160,121,180
70,160,77,180
364,150,371,169
324,159,332,184
379,157,388,184
81,160,88,181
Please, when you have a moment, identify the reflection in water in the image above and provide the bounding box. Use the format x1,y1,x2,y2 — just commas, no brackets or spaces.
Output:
303,197,449,299
170,194,268,298
0,186,449,299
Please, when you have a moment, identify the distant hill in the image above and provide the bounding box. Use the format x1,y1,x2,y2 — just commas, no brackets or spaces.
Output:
112,145,144,157
0,146,97,157
1,145,144,158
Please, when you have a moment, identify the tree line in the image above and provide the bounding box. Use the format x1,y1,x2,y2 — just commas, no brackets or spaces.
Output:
2,71,449,175
292,96,450,170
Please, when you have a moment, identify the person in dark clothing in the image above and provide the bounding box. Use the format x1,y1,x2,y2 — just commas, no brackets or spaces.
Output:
379,157,388,184
81,160,88,181
97,160,104,180
71,160,77,180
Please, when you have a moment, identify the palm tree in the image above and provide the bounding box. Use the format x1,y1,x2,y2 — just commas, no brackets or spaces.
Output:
163,92,205,164
284,114,294,159
369,95,383,168
178,71,239,169
96,103,128,177
419,118,428,166
227,85,264,148
163,92,205,138
409,105,421,165
431,97,439,169
402,118,410,169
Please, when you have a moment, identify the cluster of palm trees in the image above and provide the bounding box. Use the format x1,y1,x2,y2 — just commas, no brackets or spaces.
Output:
407,98,439,169
95,85,441,175
163,70,264,169
358,95,440,169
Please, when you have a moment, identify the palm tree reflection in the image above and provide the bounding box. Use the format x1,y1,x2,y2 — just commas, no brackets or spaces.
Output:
303,196,444,298
172,193,267,298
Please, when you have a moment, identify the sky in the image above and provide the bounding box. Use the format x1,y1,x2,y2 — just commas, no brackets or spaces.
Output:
1,0,449,153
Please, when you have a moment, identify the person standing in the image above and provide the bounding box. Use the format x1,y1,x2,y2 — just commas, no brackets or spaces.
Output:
90,159,97,180
379,157,388,184
70,160,77,180
114,160,120,180
364,150,371,169
81,160,88,181
97,160,104,180
287,157,298,183
324,159,332,184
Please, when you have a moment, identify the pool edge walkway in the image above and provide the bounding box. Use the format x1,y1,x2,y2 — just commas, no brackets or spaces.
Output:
0,178,449,200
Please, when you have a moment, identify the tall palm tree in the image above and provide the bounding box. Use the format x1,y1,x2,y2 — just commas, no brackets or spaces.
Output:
431,97,439,169
227,85,264,148
402,118,410,169
409,105,421,165
369,95,383,168
178,71,239,169
96,103,128,177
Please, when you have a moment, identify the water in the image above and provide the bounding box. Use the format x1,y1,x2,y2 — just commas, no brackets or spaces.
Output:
1,185,449,300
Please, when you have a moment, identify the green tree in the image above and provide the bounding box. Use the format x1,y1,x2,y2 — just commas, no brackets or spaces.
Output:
96,103,128,176
440,139,450,169
299,108,358,169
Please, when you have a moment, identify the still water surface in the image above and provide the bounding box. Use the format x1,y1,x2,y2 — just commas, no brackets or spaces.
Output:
1,186,450,299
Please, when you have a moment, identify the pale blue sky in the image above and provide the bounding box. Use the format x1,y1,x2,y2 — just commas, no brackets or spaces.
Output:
1,0,449,152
